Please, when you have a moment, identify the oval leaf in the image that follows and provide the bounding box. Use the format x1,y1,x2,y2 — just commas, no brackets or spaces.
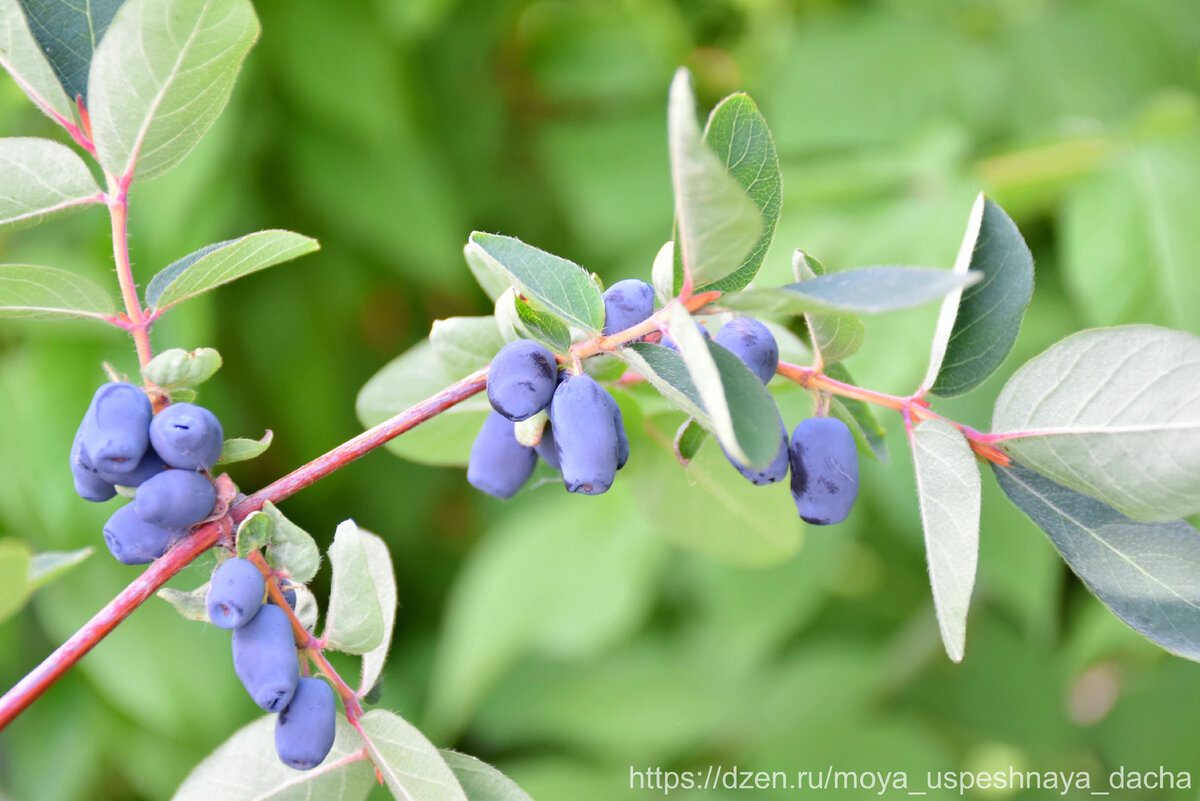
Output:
357,528,397,698
17,0,122,102
0,264,115,320
141,347,222,389
0,137,102,229
925,194,1034,397
156,582,211,623
217,430,272,465
430,316,505,376
89,0,259,181
466,233,603,333
994,462,1200,661
359,709,469,801
668,69,763,289
0,0,74,121
694,92,781,293
440,751,534,801
172,714,373,801
323,520,384,655
717,266,981,316
910,419,980,662
262,501,320,584
146,230,319,310
992,325,1200,522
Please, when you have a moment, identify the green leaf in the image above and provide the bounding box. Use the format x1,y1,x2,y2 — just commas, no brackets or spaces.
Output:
494,287,572,352
992,325,1200,522
925,194,1034,397
463,240,510,303
88,0,259,181
0,0,74,121
717,266,981,316
156,582,210,623
262,501,320,583
664,301,781,467
216,430,272,465
357,340,490,468
145,230,319,310
440,752,534,801
323,520,384,655
430,316,505,376
667,69,763,289
357,528,397,699
0,264,115,320
694,92,781,293
0,137,102,229
291,583,319,633
792,251,865,365
673,417,707,465
171,714,373,801
17,0,121,102
359,710,469,801
0,538,31,622
466,233,603,333
235,511,270,558
910,419,980,662
140,347,221,389
993,462,1200,661
650,240,674,305
27,545,91,591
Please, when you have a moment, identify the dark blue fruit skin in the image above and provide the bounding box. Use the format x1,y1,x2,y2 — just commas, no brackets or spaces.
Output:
232,603,300,712
70,431,116,501
74,431,167,492
76,383,153,476
149,403,224,471
602,279,655,336
206,557,265,629
789,417,859,525
724,421,789,485
275,677,337,770
534,423,560,470
467,410,538,499
715,318,779,385
102,503,182,565
134,469,216,528
603,392,629,469
106,447,168,487
487,339,558,422
549,374,619,495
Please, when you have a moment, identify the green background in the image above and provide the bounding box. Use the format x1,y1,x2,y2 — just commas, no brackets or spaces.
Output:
2,0,1199,798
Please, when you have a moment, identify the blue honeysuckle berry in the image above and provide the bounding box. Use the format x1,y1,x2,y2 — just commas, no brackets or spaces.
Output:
467,410,538,499
76,382,153,476
134,469,216,528
549,374,620,495
206,557,266,630
602,279,654,337
101,503,182,565
715,317,779,386
789,416,859,525
275,677,337,771
149,403,224,471
723,420,790,486
232,603,300,712
486,339,558,422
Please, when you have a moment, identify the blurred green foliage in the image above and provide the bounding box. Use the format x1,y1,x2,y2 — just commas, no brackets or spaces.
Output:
1,0,1199,798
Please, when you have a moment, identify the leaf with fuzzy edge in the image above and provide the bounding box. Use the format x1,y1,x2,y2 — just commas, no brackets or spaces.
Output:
358,528,398,698
262,501,320,583
0,138,103,229
323,520,384,655
89,0,260,181
430,316,505,376
0,0,74,122
359,709,469,801
157,582,211,623
217,430,272,465
141,347,222,389
910,419,980,662
0,264,114,320
717,267,981,316
440,751,534,801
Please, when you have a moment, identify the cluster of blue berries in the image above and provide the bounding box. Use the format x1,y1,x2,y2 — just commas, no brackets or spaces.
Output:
69,383,222,563
470,279,861,524
207,557,337,770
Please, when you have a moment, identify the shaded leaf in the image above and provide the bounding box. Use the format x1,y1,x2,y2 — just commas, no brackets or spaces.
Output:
146,230,319,310
323,520,384,655
910,419,980,662
235,511,270,558
494,287,572,352
792,250,864,365
994,462,1200,661
359,709,469,801
358,528,397,698
171,714,373,801
89,0,259,181
441,751,534,801
17,0,122,102
0,0,74,120
667,69,762,289
673,417,707,465
992,325,1200,521
156,582,210,623
0,137,102,229
466,233,603,333
926,194,1034,396
216,430,272,465
0,538,31,622
27,545,91,591
717,266,980,315
0,264,114,320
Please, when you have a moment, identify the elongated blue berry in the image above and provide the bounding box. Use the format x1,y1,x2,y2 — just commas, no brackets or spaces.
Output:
134,469,216,528
724,421,789,485
206,557,265,629
603,391,629,469
550,374,619,495
76,383,153,476
150,403,223,471
487,340,558,422
715,318,779,385
789,417,859,525
102,504,182,565
534,422,560,470
70,431,115,502
602,279,654,336
275,677,337,770
467,410,538,499
232,604,299,712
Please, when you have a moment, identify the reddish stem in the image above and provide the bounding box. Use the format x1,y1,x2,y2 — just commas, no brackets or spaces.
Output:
106,171,153,369
0,368,488,732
